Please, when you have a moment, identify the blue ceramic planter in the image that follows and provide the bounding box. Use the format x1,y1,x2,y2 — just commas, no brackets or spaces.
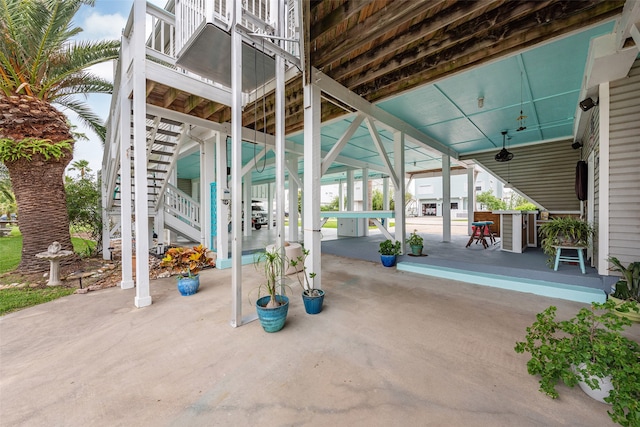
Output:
256,295,289,332
302,289,325,315
177,274,200,296
380,254,397,267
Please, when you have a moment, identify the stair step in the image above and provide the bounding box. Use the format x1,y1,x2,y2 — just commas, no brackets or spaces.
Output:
150,149,174,156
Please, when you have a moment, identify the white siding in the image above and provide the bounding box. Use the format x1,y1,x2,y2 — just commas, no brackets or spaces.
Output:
608,60,640,264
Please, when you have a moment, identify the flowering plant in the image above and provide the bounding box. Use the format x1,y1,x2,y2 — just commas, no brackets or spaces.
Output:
160,244,215,277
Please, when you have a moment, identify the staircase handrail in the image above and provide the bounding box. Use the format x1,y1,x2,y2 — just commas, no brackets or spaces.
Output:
164,183,201,228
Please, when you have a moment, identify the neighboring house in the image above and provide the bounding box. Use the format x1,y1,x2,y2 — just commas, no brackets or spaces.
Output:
102,0,640,313
414,170,506,217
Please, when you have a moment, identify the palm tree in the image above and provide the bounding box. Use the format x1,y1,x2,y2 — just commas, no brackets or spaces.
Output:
69,159,92,180
0,0,119,272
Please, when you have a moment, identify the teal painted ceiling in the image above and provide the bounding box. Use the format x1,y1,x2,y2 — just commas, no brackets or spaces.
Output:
178,21,616,184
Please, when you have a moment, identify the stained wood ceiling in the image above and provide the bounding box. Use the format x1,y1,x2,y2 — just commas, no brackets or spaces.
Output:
148,0,625,137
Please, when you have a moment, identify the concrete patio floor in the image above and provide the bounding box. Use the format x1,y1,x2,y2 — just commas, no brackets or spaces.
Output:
2,253,636,426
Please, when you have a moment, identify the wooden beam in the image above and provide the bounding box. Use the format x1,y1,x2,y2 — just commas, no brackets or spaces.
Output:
184,95,201,114
145,81,156,97
312,0,446,69
163,88,178,108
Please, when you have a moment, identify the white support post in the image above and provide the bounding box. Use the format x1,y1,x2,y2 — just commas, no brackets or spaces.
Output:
119,96,134,290
243,175,252,237
394,132,406,253
155,208,165,246
347,170,355,210
132,0,151,308
266,182,272,229
442,155,451,243
216,133,229,259
338,180,344,211
303,82,322,289
383,176,390,229
230,0,244,327
597,82,610,275
201,132,216,247
275,46,286,288
467,166,475,235
362,167,369,236
287,155,299,242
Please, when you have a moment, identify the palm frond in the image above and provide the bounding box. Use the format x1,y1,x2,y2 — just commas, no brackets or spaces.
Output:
56,97,106,142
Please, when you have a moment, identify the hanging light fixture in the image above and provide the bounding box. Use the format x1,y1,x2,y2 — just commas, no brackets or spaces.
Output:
495,130,514,162
516,71,527,131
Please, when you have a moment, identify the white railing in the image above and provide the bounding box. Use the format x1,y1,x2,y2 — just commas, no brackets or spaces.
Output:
146,3,177,63
165,183,201,228
175,0,297,55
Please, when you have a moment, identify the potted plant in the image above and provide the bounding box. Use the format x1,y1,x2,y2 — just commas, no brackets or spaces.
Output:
378,239,401,267
538,217,595,264
514,300,640,426
289,247,324,314
160,244,215,296
607,256,640,322
406,229,424,256
254,247,289,332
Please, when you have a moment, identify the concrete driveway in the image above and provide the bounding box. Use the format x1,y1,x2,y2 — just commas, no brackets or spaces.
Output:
1,254,633,426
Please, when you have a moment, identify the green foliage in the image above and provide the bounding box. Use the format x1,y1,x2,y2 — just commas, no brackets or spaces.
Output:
0,178,16,217
372,189,395,211
0,0,120,140
0,138,72,162
65,173,102,254
476,190,506,210
289,247,319,295
515,202,537,211
378,239,401,256
514,301,640,426
406,229,423,247
254,247,287,307
538,217,595,263
321,195,340,211
0,286,76,316
160,245,214,278
608,257,640,302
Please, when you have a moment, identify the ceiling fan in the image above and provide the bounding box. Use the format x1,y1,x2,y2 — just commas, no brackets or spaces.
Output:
495,131,514,162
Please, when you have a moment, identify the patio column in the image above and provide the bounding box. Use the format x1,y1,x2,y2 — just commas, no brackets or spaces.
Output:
243,175,252,237
287,153,299,242
119,96,134,290
303,81,322,289
442,154,451,243
216,133,229,259
362,167,369,236
338,179,344,211
203,133,216,247
230,0,244,327
347,170,354,210
383,176,389,229
597,82,610,275
394,131,405,253
267,182,273,230
132,0,151,307
467,166,475,236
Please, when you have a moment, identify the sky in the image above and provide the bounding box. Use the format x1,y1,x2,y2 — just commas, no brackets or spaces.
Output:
67,0,166,177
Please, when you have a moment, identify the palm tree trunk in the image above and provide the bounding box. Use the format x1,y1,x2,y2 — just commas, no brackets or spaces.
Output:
6,154,76,272
0,96,78,273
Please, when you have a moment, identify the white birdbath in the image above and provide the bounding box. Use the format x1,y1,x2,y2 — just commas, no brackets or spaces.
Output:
35,242,74,286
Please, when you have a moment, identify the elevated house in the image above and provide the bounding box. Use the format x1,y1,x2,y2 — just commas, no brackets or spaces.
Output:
103,0,640,321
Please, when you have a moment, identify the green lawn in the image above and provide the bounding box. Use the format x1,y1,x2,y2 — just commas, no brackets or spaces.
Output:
0,227,97,315
0,227,96,273
0,286,75,316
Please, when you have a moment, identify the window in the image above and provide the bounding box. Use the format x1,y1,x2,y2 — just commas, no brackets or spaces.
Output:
451,202,458,209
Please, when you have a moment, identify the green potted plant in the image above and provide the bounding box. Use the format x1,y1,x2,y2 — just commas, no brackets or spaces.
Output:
254,247,289,332
289,247,323,314
406,229,424,256
538,217,595,264
514,300,640,426
378,239,401,267
607,256,640,322
160,244,215,296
